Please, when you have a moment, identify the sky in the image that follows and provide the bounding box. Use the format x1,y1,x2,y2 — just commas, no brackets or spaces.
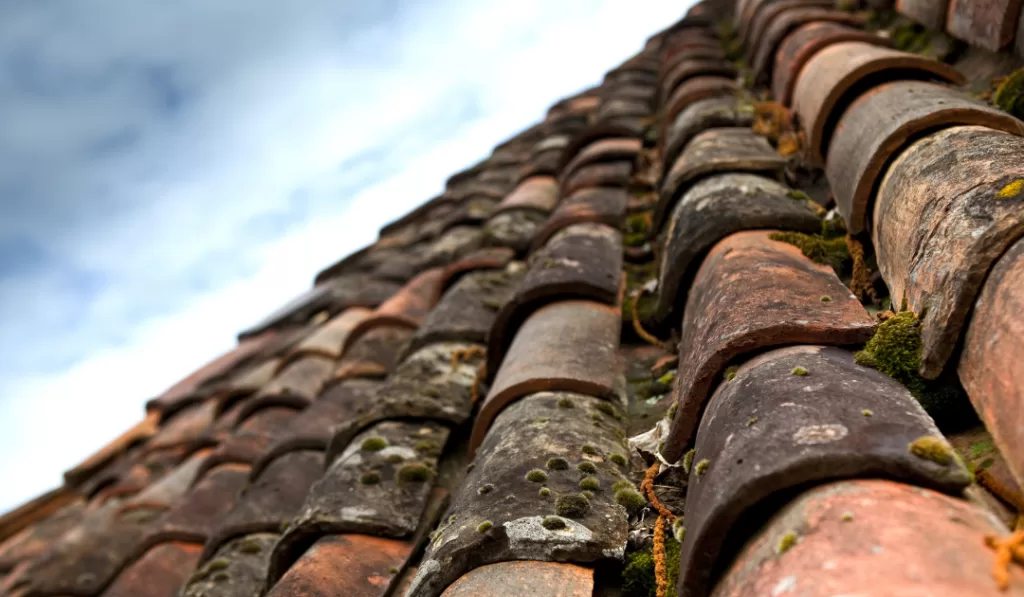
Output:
0,0,691,513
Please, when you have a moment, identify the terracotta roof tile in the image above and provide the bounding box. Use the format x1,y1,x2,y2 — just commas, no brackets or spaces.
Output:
897,0,950,30
530,187,628,252
266,534,412,597
662,97,754,170
745,0,833,58
494,176,559,215
441,561,594,597
751,7,865,84
662,76,739,134
102,541,201,597
331,326,413,382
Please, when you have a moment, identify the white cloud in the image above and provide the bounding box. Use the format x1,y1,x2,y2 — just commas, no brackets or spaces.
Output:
0,0,693,513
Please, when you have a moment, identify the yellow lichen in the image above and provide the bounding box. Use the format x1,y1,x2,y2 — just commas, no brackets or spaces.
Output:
997,179,1024,199
908,436,954,466
776,531,798,554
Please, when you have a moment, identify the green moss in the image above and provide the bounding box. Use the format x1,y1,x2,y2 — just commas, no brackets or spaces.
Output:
477,521,493,533
624,213,650,246
672,517,686,542
542,516,567,530
820,295,832,302
665,402,678,420
360,437,388,452
768,231,850,274
788,190,810,200
539,487,551,497
614,488,647,516
581,444,599,456
682,449,695,474
791,366,809,376
388,567,400,575
238,539,263,555
776,531,798,554
891,20,933,54
970,439,995,459
359,470,381,485
657,371,676,385
862,409,873,417
695,459,710,476
841,512,855,522
546,457,569,470
386,454,405,464
596,401,623,420
415,440,441,456
612,480,635,493
610,453,628,466
208,559,229,572
212,572,230,582
855,312,921,378
397,463,432,483
577,461,597,475
909,436,954,466
724,366,739,381
525,469,548,483
622,536,681,597
557,397,575,409
448,515,457,524
555,494,591,518
745,417,758,427
579,476,601,491
478,484,494,495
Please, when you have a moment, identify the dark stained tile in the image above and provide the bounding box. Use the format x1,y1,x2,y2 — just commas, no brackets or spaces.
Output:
751,7,865,85
655,128,786,234
827,81,1024,234
345,268,446,349
212,358,282,415
267,421,448,587
662,77,739,137
495,176,559,215
793,41,966,165
0,500,85,573
875,125,1024,378
557,124,641,175
102,541,201,597
437,197,499,235
745,0,834,58
712,479,1021,597
181,533,277,597
897,0,951,30
243,355,336,415
145,400,219,454
772,21,890,106
332,326,414,382
662,97,754,171
481,210,548,253
960,235,1024,488
416,226,485,269
199,408,297,477
473,300,622,454
561,138,643,186
281,307,371,365
439,247,516,292
530,187,628,252
265,534,411,597
659,59,737,108
441,561,594,597
407,264,525,358
560,161,634,198
407,391,629,597
324,341,484,466
487,224,622,379
650,173,821,331
681,345,972,597
663,230,876,461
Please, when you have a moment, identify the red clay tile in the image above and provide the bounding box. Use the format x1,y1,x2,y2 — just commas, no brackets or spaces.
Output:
181,533,276,597
712,479,1023,597
650,173,822,330
560,161,634,198
409,391,628,597
324,341,485,466
948,0,1023,51
897,0,951,29
486,224,622,379
960,235,1024,488
827,81,1024,234
240,355,336,417
495,176,559,215
145,400,219,454
681,345,972,597
439,247,516,292
102,541,201,597
201,450,323,563
441,561,594,597
199,408,297,478
794,42,966,166
561,138,642,186
269,421,449,586
663,97,755,171
655,128,787,234
663,230,876,461
0,500,84,573
751,8,865,85
473,300,621,454
737,0,770,40
211,358,282,415
557,124,640,174
265,534,411,597
408,265,524,357
659,60,737,108
281,307,370,366
530,187,628,252
875,126,1024,378
116,449,210,512
773,22,890,106
662,77,739,135
745,0,831,54
344,268,445,350
330,326,413,382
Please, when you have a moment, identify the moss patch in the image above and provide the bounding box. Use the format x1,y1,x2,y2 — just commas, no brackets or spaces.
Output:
994,69,1024,119
768,231,850,275
614,488,647,516
397,463,432,483
546,457,569,470
557,397,575,409
478,484,494,495
695,459,710,476
909,436,954,466
579,476,601,491
359,471,381,485
539,487,551,497
776,531,798,554
525,469,548,483
555,494,591,518
415,440,441,457
542,516,567,530
724,365,738,381
622,536,681,597
791,366,809,376
577,461,598,475
360,437,388,452
610,453,628,466
477,521,493,533
682,449,695,474
855,312,920,377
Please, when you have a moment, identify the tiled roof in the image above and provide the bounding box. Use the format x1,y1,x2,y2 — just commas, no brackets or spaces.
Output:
4,0,1024,595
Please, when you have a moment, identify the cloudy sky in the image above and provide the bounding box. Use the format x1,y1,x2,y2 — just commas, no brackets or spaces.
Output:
0,0,690,513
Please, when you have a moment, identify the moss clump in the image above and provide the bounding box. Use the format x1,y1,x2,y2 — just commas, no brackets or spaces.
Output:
746,417,758,427
776,531,798,554
579,476,601,491
909,436,954,466
555,494,591,518
546,457,569,470
673,517,686,542
614,488,647,515
448,515,457,524
682,449,695,474
212,572,230,582
622,536,681,597
388,567,399,575
581,490,595,500
821,295,832,302
695,459,710,476
724,366,739,381
596,401,623,420
768,231,850,274
841,511,855,522
612,480,636,493
891,19,933,54
478,484,494,495
397,463,432,483
360,437,388,452
238,539,263,554
359,471,381,485
994,70,1024,119
862,409,873,417
415,440,441,456
542,516,567,530
610,453,628,466
577,461,598,475
657,371,676,385
386,454,404,464
791,366,809,376
855,312,920,378
477,521,493,533
525,469,548,483
539,487,551,497
557,397,575,409
208,559,229,572
581,444,599,456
